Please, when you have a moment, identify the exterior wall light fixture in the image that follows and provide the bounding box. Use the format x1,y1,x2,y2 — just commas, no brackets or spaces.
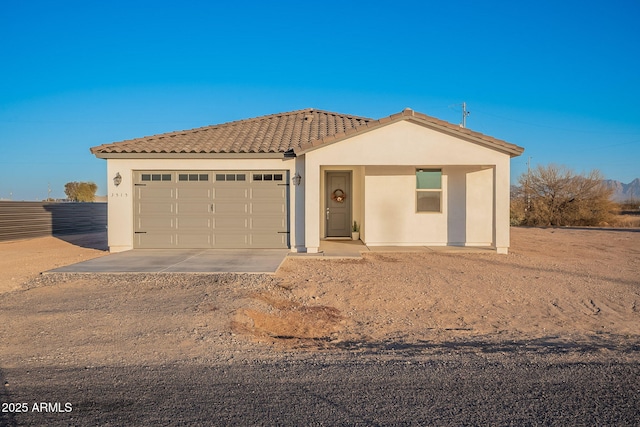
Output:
292,173,302,186
113,172,122,187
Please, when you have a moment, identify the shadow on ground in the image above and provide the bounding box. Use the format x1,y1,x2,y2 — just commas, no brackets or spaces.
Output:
3,354,639,426
0,368,17,427
53,232,108,251
297,334,640,356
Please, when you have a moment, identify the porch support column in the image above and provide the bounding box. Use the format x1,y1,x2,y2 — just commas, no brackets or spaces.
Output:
494,159,510,254
292,155,306,252
304,162,321,253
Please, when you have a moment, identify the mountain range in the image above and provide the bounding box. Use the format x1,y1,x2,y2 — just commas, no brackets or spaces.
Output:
604,178,640,202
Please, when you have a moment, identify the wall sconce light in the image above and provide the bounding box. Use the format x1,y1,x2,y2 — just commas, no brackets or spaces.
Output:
292,173,302,186
113,172,122,187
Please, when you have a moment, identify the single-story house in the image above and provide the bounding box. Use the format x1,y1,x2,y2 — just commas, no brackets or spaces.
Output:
91,108,524,254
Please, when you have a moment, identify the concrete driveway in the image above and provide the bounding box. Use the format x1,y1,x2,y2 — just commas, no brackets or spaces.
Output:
48,248,290,274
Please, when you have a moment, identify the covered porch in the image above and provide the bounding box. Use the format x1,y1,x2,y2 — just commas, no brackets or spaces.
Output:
300,164,505,253
290,239,498,258
295,115,514,254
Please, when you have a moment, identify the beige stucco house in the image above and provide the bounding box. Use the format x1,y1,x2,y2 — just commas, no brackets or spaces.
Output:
91,108,524,254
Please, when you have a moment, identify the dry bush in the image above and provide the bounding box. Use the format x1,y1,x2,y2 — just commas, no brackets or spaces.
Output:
609,199,640,227
609,215,640,227
511,164,615,226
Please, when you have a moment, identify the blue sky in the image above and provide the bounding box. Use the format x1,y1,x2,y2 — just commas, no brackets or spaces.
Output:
1,0,638,200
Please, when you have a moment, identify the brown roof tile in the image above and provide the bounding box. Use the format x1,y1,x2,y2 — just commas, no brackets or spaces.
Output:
91,107,524,157
90,109,373,156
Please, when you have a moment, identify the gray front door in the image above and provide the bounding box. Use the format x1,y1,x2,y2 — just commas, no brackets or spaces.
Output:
325,171,352,237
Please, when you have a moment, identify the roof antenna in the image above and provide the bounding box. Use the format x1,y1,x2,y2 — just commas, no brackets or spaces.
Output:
460,102,470,128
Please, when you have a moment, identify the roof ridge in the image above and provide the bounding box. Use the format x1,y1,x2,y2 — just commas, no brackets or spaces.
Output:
119,108,376,144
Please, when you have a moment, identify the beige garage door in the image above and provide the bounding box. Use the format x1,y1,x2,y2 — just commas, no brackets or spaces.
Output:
133,171,289,248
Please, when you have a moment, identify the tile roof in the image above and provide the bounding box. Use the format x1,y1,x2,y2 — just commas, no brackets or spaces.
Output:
90,109,373,156
90,108,524,157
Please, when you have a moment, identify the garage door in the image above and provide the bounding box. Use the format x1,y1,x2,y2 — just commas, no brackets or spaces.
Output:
133,171,289,248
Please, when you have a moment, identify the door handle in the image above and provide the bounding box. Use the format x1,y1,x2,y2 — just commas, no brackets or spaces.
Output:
326,208,330,220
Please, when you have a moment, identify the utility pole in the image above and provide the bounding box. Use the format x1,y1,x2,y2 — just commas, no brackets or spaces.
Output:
460,102,470,128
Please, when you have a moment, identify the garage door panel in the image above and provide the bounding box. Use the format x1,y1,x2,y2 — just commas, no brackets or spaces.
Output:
138,217,175,229
250,201,285,214
214,202,248,214
136,233,175,248
213,233,249,248
134,170,288,249
177,202,211,215
138,202,175,215
178,216,211,229
177,187,211,199
250,216,286,229
251,187,285,199
176,233,212,248
214,216,248,229
137,187,175,199
250,233,287,248
214,188,249,199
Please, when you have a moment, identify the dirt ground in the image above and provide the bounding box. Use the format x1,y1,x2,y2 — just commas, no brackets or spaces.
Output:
238,227,640,350
0,233,107,294
0,227,639,369
1,228,639,425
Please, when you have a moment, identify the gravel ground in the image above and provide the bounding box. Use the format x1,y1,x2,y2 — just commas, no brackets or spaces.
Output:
0,227,639,425
3,354,639,426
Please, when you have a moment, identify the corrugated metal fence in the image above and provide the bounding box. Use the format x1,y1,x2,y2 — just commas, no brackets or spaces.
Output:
0,201,107,242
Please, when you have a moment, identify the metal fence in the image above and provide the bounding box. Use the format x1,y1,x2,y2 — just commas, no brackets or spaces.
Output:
0,201,107,242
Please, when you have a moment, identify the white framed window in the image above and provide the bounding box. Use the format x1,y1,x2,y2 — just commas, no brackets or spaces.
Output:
416,169,442,212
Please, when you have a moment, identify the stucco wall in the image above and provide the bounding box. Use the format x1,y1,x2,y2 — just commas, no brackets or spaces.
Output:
362,166,495,246
304,120,511,251
466,167,495,245
364,166,447,245
105,157,295,252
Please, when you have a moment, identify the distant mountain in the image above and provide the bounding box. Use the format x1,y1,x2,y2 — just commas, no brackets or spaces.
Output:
604,178,640,202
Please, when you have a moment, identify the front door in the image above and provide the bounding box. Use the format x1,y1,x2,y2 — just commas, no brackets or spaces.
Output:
325,171,352,237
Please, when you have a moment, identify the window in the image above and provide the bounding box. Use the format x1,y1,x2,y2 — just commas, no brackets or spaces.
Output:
416,169,442,212
179,173,208,181
216,173,246,182
141,173,172,182
252,173,283,182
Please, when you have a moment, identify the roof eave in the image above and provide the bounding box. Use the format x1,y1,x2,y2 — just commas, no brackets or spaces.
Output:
91,152,290,160
295,113,524,158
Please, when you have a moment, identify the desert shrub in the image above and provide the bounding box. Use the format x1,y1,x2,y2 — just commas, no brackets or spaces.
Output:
617,198,640,213
511,164,615,226
510,186,526,225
